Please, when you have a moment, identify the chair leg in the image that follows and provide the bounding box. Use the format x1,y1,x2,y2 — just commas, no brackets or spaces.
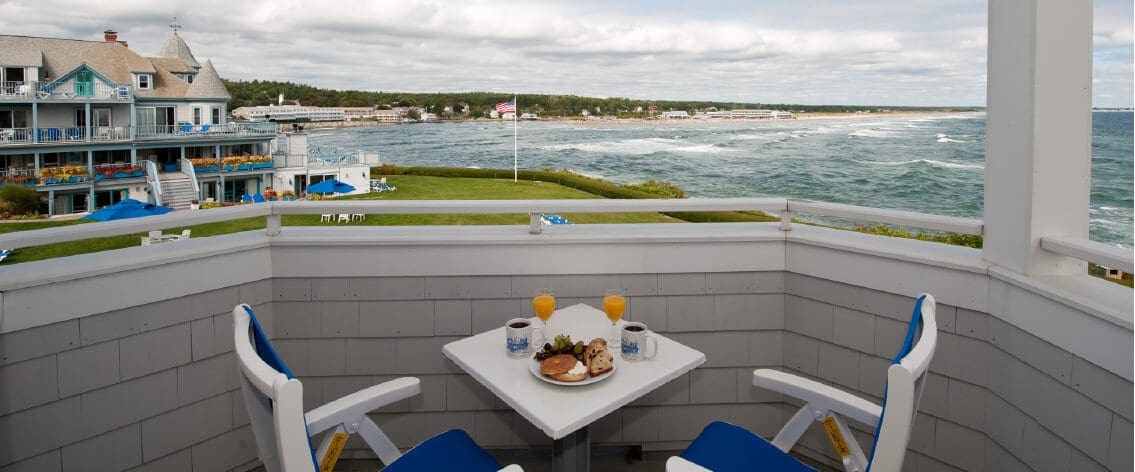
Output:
355,416,403,465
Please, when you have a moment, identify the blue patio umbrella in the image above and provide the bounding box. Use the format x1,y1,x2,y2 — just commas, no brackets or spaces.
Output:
307,179,355,194
83,199,172,221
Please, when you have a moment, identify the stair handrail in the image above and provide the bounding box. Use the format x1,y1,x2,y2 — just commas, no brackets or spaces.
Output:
181,157,201,201
143,160,163,206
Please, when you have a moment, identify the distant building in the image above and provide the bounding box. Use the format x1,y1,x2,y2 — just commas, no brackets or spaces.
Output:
373,109,402,123
232,100,345,122
705,109,795,119
341,107,376,121
660,110,690,119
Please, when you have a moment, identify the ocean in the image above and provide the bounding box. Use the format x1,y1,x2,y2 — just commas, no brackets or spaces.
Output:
309,112,1134,248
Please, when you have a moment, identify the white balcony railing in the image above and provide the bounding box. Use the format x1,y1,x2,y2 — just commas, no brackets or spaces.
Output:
0,81,132,100
0,123,275,145
0,198,1127,276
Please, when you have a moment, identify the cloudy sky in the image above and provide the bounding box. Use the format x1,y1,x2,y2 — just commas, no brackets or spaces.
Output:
2,0,1131,106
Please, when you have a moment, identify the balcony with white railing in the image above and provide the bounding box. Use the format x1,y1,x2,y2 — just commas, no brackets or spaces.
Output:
0,122,277,147
0,80,133,101
0,199,1129,472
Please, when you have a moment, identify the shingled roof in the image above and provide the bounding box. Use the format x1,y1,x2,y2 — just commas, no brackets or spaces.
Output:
185,60,231,100
0,32,228,102
158,32,202,70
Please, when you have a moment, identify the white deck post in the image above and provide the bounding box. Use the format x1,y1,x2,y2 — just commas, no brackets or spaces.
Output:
984,0,1093,276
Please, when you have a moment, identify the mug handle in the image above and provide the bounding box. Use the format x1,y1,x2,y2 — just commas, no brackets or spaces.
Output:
530,327,546,348
644,335,659,360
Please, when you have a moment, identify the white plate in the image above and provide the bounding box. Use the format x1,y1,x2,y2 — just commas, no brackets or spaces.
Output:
529,355,616,386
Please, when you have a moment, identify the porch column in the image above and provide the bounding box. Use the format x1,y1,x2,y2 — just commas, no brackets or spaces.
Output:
47,188,54,215
85,103,91,142
87,150,94,178
983,0,1092,276
217,145,224,202
130,148,137,166
31,102,38,144
129,102,136,140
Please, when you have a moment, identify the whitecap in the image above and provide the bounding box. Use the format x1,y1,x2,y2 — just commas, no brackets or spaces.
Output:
543,137,730,155
860,159,984,170
849,128,895,138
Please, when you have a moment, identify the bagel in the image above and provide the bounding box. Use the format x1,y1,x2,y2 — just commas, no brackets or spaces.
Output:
540,354,578,375
551,371,587,382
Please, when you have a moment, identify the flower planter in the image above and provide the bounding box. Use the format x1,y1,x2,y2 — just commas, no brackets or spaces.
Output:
224,165,235,172
131,170,143,177
94,174,106,181
115,172,129,178
194,166,218,173
237,164,251,171
163,164,179,172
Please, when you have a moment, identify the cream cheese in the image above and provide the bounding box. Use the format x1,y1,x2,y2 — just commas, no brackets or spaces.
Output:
567,361,587,376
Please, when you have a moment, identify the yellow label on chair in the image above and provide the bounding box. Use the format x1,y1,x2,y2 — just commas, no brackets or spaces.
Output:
319,432,349,472
822,416,852,457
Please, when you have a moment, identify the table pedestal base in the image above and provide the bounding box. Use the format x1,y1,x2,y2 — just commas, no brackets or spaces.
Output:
553,426,589,471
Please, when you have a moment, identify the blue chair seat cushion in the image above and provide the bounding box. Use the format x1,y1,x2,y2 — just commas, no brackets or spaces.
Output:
680,421,817,472
380,429,502,472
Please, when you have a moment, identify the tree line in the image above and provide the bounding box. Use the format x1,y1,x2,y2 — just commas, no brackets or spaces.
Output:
223,79,977,118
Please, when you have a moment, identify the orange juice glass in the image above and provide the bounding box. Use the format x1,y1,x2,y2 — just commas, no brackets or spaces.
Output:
533,289,556,324
604,289,626,345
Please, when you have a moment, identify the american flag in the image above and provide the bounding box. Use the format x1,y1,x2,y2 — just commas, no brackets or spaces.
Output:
495,98,516,114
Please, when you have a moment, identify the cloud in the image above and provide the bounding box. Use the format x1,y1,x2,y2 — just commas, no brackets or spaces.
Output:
0,0,1129,106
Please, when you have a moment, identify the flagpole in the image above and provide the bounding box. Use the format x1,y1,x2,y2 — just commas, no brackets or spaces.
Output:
513,96,518,182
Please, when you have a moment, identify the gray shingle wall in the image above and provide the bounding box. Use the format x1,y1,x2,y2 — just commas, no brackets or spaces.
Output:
782,274,1132,472
0,284,264,472
0,271,1129,472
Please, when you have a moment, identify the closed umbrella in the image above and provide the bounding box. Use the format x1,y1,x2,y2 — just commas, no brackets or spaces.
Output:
307,179,355,195
83,199,172,221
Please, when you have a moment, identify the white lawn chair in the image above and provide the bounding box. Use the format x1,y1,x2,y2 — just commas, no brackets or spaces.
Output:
320,214,332,222
337,214,350,223
232,304,522,472
667,294,938,472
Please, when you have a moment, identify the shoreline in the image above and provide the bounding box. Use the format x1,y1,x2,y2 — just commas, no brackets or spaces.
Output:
295,110,984,130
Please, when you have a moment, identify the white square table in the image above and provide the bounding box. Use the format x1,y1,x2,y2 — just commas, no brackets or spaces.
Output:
442,303,706,471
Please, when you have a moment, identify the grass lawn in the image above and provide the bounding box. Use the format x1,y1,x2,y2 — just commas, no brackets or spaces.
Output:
1,175,676,263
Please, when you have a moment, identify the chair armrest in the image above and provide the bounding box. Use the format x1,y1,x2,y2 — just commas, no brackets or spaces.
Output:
305,377,420,434
498,465,525,472
754,369,881,426
666,456,712,471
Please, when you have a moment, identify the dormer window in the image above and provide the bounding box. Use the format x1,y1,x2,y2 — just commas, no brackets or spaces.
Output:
135,73,152,90
185,73,194,84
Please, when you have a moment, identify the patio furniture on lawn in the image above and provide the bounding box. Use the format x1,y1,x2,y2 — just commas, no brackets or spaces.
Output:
666,294,939,472
253,193,265,203
351,213,365,221
337,214,350,223
320,214,332,222
232,304,523,472
443,303,706,471
86,199,172,222
307,179,355,195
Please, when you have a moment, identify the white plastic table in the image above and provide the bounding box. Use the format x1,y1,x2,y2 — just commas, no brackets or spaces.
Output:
442,303,706,471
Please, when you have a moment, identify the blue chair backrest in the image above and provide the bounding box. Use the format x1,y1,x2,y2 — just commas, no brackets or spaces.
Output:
865,294,934,471
239,306,319,471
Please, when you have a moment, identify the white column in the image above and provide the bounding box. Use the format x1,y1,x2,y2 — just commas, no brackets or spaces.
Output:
984,0,1093,276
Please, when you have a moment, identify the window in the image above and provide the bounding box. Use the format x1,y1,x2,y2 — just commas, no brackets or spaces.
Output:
192,107,202,125
186,74,194,84
211,107,221,124
136,74,151,90
76,108,112,127
0,109,29,128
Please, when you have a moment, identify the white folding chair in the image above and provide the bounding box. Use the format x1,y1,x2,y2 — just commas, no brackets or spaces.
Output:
233,304,522,472
337,214,350,223
351,213,365,221
668,294,938,472
320,214,332,222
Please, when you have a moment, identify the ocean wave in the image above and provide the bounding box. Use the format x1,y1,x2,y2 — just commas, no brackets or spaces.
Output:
861,159,984,170
849,128,896,138
936,133,968,143
543,137,730,155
